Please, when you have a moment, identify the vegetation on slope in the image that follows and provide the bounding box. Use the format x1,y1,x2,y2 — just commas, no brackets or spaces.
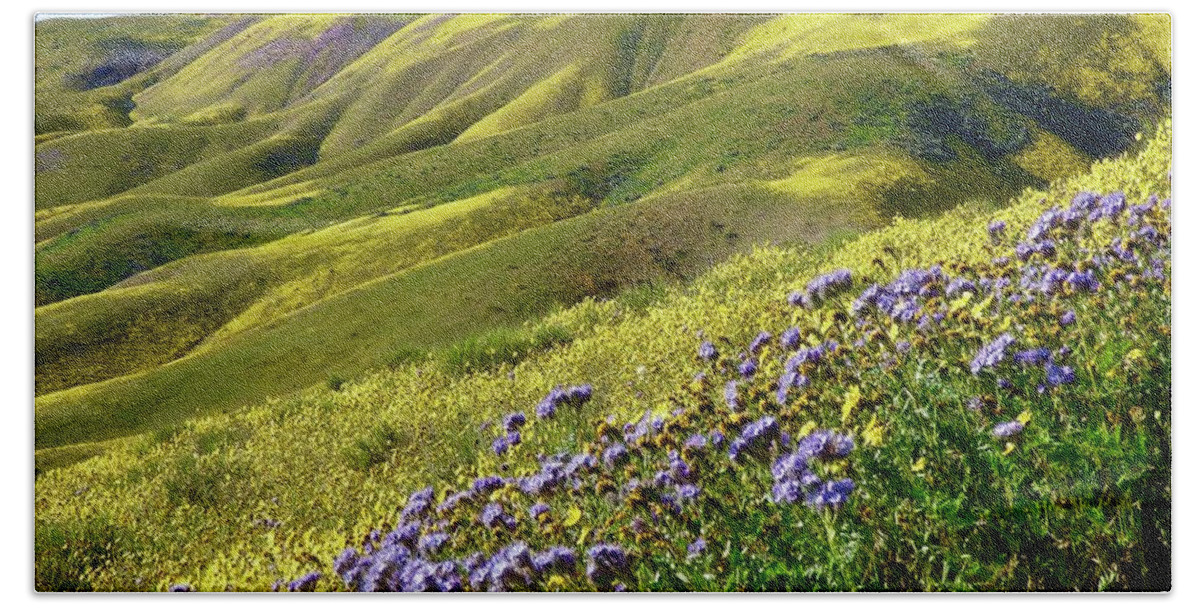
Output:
34,120,1170,591
34,14,1170,470
34,15,251,134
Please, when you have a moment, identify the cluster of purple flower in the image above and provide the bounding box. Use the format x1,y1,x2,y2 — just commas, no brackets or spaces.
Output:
991,420,1024,438
791,268,854,307
332,535,463,591
535,384,593,419
851,269,938,323
333,539,614,592
771,430,855,508
492,431,521,455
514,452,595,496
775,370,809,406
727,416,782,463
296,188,1167,593
784,342,834,369
970,333,1016,375
987,220,1007,241
585,544,633,590
748,331,773,354
621,411,666,444
462,543,580,591
328,458,635,592
724,380,741,411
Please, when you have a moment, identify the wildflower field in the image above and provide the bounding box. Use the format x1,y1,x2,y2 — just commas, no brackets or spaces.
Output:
34,120,1171,592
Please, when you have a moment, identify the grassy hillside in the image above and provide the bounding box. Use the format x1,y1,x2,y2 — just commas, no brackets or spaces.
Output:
34,15,254,134
35,180,870,446
34,14,1170,467
34,120,1171,591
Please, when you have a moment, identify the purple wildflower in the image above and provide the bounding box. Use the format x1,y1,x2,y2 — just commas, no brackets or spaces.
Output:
776,372,794,405
503,411,527,432
889,268,937,296
536,389,562,419
668,450,694,482
333,548,363,586
889,298,920,323
1013,348,1051,366
773,448,826,504
1066,270,1099,292
728,416,781,462
602,443,629,469
384,522,419,549
400,486,434,520
480,503,516,530
738,358,758,378
772,479,804,503
795,429,854,461
992,420,1024,438
699,341,718,361
806,269,853,302
852,284,883,315
1136,224,1160,243
1040,267,1069,294
806,479,855,510
1046,363,1076,387
287,571,321,592
533,547,576,575
566,453,597,476
436,491,471,514
566,384,593,406
749,331,772,354
1016,242,1034,261
471,476,506,495
677,484,700,501
945,277,976,298
1089,191,1126,222
417,532,449,556
971,333,1016,374
586,544,632,589
780,327,801,350
1028,207,1062,241
724,380,741,411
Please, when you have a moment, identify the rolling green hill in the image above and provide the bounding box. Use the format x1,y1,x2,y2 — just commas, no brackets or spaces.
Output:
33,118,1172,591
34,14,1170,468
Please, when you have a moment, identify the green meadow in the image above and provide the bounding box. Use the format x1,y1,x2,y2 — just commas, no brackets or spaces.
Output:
34,13,1170,592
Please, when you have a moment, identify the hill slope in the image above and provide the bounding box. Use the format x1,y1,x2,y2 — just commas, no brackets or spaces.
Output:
34,14,1170,464
34,119,1171,591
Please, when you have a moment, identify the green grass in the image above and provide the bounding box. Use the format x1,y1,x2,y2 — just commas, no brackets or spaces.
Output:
34,118,280,209
34,185,592,394
33,119,1171,591
127,15,412,123
34,15,247,134
34,180,873,449
34,14,1169,469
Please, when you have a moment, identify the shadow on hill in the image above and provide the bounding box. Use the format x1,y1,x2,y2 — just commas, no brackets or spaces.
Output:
978,70,1146,159
63,36,182,91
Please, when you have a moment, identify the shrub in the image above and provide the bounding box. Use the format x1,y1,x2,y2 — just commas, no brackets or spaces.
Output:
342,422,408,471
